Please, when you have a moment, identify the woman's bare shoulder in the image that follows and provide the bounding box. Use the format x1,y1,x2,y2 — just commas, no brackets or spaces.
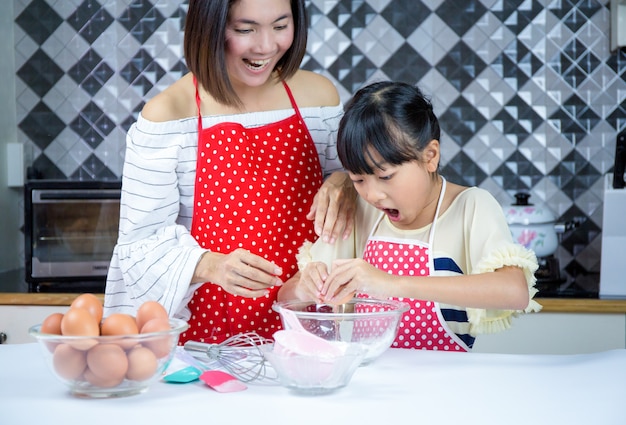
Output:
141,73,197,122
287,70,340,108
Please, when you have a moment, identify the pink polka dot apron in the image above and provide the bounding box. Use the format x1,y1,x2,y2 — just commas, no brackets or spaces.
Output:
179,79,323,344
361,177,469,351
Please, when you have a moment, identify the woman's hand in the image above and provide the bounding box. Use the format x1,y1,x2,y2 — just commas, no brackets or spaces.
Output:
321,258,393,304
307,171,357,244
192,249,283,297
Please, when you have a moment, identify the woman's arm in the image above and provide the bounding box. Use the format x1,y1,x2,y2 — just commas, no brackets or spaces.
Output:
307,171,357,244
104,117,205,319
295,71,358,245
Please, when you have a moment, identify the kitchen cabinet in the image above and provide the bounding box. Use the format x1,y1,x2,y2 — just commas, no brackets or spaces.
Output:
473,312,626,354
0,305,69,344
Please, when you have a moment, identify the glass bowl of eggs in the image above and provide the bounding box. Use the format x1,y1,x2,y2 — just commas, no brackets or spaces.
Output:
29,294,188,398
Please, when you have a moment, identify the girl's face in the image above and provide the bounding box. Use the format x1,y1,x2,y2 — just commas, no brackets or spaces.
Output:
348,142,440,230
225,0,294,89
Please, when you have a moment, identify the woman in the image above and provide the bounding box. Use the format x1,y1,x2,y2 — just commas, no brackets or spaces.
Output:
104,0,356,344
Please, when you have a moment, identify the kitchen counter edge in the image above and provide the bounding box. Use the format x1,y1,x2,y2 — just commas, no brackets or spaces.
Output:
0,293,104,306
1,294,626,313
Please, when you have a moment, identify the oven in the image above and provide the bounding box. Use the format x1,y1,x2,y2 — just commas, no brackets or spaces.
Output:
24,180,122,293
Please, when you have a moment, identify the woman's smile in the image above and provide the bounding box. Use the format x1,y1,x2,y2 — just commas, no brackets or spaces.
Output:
243,58,272,72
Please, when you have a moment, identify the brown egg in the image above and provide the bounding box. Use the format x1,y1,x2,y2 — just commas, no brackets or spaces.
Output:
61,307,100,350
86,343,128,382
41,312,64,335
70,293,103,324
40,312,65,352
140,317,170,333
136,301,168,331
126,345,158,381
84,367,125,388
140,318,172,358
52,343,87,380
101,313,139,336
101,313,140,350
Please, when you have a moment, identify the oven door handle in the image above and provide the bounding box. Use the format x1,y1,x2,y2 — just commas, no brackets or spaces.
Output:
34,190,121,201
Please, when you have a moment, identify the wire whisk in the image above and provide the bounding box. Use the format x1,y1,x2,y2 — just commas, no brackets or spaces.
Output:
183,332,273,383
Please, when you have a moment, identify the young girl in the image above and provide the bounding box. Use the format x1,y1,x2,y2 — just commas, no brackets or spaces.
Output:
279,81,541,351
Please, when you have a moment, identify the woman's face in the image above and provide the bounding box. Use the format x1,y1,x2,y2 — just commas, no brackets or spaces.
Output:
225,0,294,89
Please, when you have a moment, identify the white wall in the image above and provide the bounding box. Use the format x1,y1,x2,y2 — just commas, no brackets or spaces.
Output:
0,1,22,272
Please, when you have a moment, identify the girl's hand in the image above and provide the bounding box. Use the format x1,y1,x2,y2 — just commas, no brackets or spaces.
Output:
321,258,392,304
192,249,283,297
307,171,357,244
297,262,330,302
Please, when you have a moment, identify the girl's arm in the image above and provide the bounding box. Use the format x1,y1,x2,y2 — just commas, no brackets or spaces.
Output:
321,258,529,310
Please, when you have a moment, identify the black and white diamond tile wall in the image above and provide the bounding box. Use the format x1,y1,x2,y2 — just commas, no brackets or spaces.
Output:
12,0,626,281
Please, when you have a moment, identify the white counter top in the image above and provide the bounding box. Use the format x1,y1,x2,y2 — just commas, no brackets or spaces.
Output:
1,344,625,425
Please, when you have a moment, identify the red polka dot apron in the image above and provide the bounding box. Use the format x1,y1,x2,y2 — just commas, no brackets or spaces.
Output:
179,79,323,344
361,177,469,351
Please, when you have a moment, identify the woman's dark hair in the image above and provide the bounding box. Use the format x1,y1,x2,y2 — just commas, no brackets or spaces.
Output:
337,81,441,175
184,0,308,107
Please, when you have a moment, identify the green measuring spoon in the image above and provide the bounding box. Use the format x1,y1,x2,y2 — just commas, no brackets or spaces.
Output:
163,365,203,383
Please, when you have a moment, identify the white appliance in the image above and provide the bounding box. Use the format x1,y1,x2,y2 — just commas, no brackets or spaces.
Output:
600,130,626,298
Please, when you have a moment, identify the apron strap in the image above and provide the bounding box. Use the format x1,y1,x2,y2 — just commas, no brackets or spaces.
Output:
281,80,305,123
193,78,304,134
428,176,446,248
425,176,446,272
193,75,203,135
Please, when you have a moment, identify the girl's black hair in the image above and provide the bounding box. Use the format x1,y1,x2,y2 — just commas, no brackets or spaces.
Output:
337,81,441,175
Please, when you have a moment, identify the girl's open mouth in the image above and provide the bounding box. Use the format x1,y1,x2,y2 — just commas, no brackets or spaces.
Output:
383,208,400,220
